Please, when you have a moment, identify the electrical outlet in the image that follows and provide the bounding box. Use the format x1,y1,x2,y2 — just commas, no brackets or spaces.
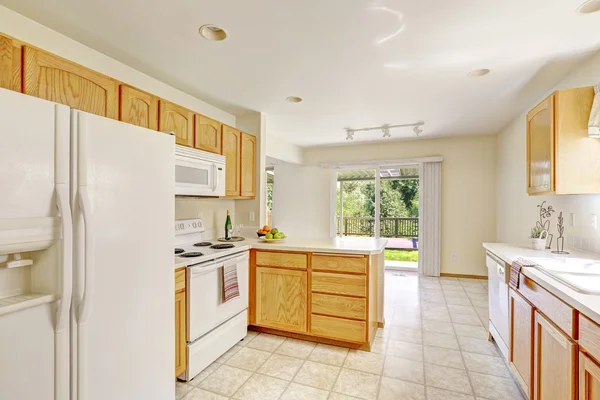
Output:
569,213,574,227
249,211,255,222
592,214,597,230
451,253,457,260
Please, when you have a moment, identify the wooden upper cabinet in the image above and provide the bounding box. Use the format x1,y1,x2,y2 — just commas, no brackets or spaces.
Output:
23,46,119,119
527,87,597,196
195,114,222,154
255,266,307,333
580,352,600,400
159,100,194,146
527,95,554,195
241,132,256,197
533,310,577,400
0,33,22,92
509,289,534,399
119,85,158,130
222,125,241,197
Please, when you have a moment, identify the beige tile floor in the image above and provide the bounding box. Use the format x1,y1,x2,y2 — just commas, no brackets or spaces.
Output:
176,271,525,400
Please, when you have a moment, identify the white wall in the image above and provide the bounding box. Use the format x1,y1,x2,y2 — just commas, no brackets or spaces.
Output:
304,135,497,276
272,163,332,238
266,134,305,165
496,51,600,253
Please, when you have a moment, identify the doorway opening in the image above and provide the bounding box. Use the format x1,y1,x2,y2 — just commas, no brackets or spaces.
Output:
335,166,419,271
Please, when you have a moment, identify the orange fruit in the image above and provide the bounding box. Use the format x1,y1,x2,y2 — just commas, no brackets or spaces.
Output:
263,225,271,232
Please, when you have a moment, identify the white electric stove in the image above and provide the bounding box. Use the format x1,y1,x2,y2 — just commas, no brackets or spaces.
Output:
174,218,249,381
174,218,250,266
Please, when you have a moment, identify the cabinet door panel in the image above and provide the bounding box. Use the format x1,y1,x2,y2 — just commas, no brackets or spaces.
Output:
580,352,600,400
527,95,554,194
119,85,158,130
533,311,576,400
509,289,534,398
159,100,194,146
0,33,22,92
175,290,186,377
195,114,222,154
255,267,307,333
222,125,241,197
23,46,118,118
240,132,256,197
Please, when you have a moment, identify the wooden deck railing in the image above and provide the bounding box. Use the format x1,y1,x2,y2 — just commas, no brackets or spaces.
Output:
336,217,418,238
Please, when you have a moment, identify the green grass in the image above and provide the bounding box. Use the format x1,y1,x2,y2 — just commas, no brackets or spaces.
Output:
385,249,419,262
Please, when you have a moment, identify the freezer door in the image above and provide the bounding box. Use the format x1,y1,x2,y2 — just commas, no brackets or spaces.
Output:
71,111,175,400
0,89,71,400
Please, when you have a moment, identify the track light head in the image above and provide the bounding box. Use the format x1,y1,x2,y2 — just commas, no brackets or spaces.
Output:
346,129,355,141
382,126,391,138
413,126,423,136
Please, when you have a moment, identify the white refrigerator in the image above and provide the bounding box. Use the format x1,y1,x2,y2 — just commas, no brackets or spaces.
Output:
0,88,175,400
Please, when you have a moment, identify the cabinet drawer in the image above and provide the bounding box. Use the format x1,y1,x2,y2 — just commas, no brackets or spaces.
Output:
312,293,366,320
518,274,576,338
580,315,600,363
312,254,366,274
312,272,366,297
311,314,366,343
255,251,307,270
175,268,186,293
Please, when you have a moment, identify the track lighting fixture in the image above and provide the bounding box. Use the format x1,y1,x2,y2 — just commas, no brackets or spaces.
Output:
343,122,424,140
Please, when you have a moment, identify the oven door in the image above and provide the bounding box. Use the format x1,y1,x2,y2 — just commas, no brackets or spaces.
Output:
187,252,249,342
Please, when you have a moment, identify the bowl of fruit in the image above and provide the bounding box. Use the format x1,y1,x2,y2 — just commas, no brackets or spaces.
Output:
257,225,286,242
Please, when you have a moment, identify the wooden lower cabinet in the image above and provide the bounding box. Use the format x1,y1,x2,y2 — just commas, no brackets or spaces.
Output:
250,250,376,348
510,289,534,398
580,352,600,400
255,266,307,333
175,268,187,378
533,310,577,400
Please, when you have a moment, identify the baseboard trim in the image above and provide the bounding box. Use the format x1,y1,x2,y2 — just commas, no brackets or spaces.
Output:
440,272,488,280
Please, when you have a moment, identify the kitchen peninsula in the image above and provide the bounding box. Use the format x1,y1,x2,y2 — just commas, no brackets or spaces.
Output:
247,237,387,351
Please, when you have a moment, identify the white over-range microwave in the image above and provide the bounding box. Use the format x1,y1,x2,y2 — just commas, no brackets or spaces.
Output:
175,145,226,196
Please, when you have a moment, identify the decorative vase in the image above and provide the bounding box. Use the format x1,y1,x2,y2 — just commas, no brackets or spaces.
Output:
531,230,548,250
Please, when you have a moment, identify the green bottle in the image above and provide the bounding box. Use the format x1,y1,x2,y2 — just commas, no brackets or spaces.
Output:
225,210,232,240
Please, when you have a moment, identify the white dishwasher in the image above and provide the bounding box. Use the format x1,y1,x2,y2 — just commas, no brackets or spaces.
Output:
487,252,509,360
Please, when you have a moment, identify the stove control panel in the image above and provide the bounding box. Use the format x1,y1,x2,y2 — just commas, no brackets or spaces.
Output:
175,218,205,235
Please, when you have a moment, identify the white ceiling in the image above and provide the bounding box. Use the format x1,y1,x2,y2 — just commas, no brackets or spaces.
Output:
3,0,600,146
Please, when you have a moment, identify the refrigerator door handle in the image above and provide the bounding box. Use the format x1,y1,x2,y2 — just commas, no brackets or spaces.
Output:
55,183,73,331
78,186,94,325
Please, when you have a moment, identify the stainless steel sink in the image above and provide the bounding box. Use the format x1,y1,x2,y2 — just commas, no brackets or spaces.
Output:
526,257,600,294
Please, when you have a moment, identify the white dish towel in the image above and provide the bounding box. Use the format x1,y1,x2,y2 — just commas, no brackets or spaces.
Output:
589,84,600,138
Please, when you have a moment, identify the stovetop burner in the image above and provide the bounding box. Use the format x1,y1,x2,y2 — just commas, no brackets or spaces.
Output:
179,252,204,258
194,242,213,247
174,248,185,255
211,243,235,250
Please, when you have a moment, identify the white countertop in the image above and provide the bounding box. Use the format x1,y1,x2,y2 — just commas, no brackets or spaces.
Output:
247,236,388,255
175,237,388,269
484,242,600,325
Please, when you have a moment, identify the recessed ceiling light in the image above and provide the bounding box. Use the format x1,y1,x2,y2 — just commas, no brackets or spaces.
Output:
467,68,491,77
286,96,303,103
199,25,227,41
578,0,600,14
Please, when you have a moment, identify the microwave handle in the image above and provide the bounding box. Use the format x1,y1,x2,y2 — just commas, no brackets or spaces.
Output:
212,163,217,191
